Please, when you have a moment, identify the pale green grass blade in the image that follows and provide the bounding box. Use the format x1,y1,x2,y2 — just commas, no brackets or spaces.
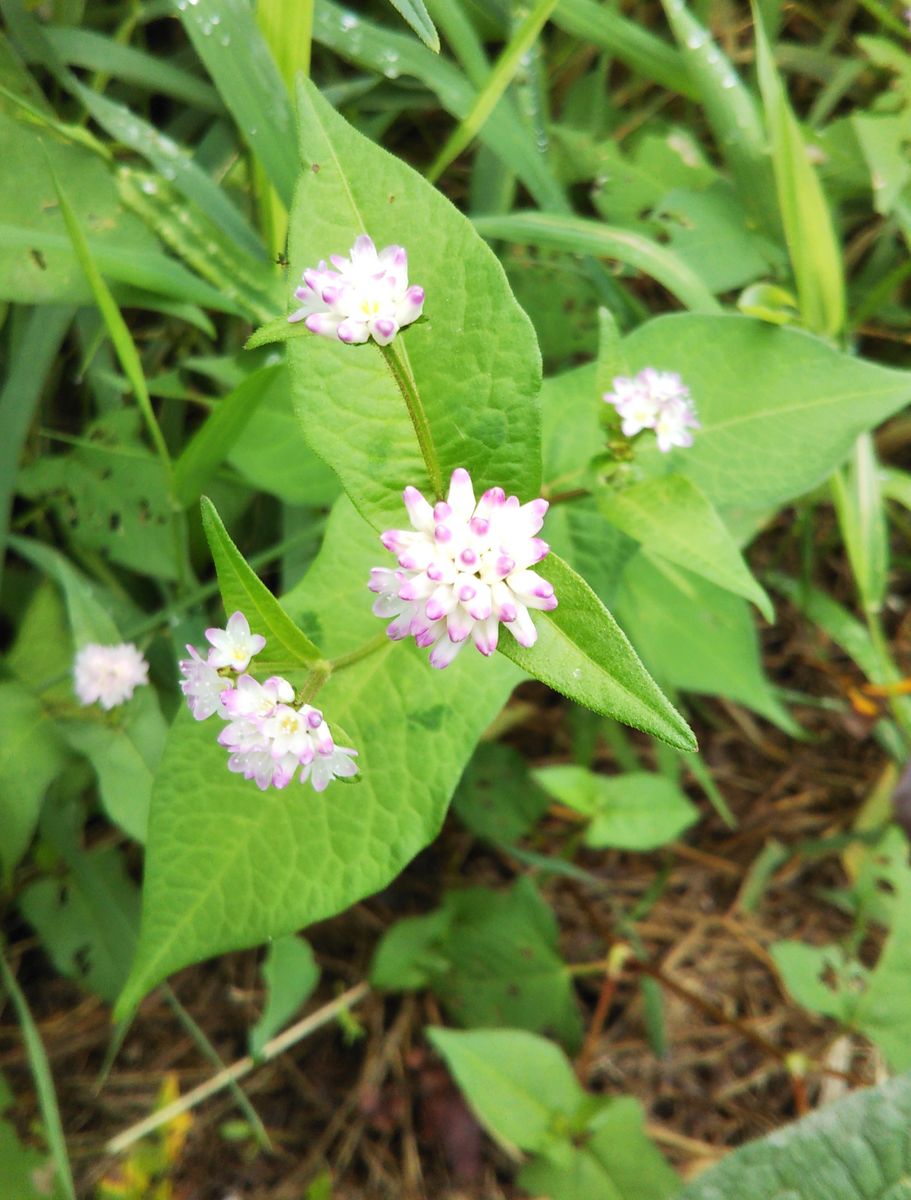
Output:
553,0,696,98
425,0,487,81
43,25,221,109
659,0,779,237
0,305,71,595
0,222,243,314
426,0,556,183
387,0,440,52
0,948,76,1200
80,88,265,261
257,0,313,87
173,366,280,508
51,169,171,476
177,0,296,208
830,434,888,617
473,212,722,313
313,1,565,210
752,2,845,336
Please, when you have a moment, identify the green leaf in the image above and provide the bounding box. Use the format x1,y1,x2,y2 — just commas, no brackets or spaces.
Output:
427,1027,584,1155
598,474,773,619
753,4,845,336
0,951,75,1200
371,909,453,991
60,687,167,843
533,767,699,850
830,434,888,616
386,0,440,52
200,495,322,670
116,498,522,1017
0,107,158,305
286,76,542,528
375,879,582,1047
453,742,550,843
499,553,697,752
174,365,280,509
771,941,867,1024
249,935,320,1058
9,536,121,645
519,1097,678,1200
676,1070,911,1200
225,365,341,506
659,0,778,237
176,0,296,208
855,847,911,1070
0,1071,60,1200
0,683,66,883
473,212,722,315
616,555,800,733
19,844,140,1004
551,0,694,98
426,0,556,184
0,306,71,594
623,315,911,513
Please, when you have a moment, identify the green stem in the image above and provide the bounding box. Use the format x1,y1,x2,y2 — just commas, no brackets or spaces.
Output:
296,661,331,706
328,633,389,673
379,341,445,500
866,610,911,746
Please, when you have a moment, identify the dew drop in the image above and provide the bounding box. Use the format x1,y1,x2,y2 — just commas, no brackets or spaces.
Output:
686,31,707,49
340,11,358,30
141,178,158,195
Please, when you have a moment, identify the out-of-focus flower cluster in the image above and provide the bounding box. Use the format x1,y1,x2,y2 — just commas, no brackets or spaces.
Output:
74,642,149,710
289,234,424,346
603,368,700,453
369,467,557,669
179,612,357,792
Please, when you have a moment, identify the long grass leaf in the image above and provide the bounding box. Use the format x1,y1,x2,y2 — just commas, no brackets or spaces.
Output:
426,0,557,183
387,0,440,52
473,211,722,313
0,306,71,595
176,0,296,208
51,168,172,476
830,434,888,617
752,2,845,336
553,0,695,98
659,0,779,236
0,948,76,1200
43,24,221,109
173,365,282,508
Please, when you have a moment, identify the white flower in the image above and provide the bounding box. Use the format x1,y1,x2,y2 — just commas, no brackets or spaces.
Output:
603,368,699,452
179,612,356,792
301,745,359,793
74,642,149,710
368,467,557,669
288,233,424,346
205,611,266,673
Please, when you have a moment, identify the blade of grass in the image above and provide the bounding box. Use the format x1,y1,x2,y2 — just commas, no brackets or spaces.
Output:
387,0,440,52
176,0,296,209
472,211,722,313
0,305,72,596
50,165,191,590
552,0,696,98
173,365,281,508
830,434,888,618
752,1,845,337
43,25,222,110
659,0,779,237
426,0,557,183
0,946,76,1200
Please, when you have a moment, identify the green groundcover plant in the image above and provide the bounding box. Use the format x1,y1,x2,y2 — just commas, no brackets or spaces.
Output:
2,0,911,1194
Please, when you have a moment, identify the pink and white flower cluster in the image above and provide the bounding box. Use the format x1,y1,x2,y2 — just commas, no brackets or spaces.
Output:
368,467,557,669
288,234,424,346
603,368,700,453
178,612,357,793
74,642,149,710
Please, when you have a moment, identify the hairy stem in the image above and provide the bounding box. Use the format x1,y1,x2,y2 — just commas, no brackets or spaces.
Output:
379,341,445,500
